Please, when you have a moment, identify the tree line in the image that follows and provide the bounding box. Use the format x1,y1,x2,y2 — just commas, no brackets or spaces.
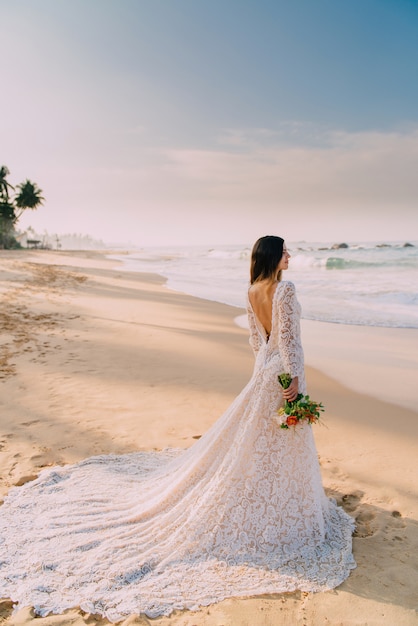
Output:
0,165,44,248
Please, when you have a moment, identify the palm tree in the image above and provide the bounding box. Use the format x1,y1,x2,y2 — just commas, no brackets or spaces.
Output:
0,165,14,202
0,168,45,249
14,179,44,219
0,166,16,248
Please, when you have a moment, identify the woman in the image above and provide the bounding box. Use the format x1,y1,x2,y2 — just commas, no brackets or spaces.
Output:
0,236,355,621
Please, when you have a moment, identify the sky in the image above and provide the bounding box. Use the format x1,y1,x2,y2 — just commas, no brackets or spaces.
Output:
2,0,418,246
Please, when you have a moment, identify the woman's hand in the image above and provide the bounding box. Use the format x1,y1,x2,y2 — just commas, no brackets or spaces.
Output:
282,376,299,402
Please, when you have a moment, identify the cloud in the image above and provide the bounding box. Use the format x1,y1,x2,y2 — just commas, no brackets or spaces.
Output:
16,126,418,245
158,127,418,214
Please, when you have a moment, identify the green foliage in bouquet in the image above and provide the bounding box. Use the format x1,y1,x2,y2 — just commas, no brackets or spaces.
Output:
277,372,324,429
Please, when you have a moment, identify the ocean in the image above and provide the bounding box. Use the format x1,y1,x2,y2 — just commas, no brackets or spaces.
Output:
110,241,418,329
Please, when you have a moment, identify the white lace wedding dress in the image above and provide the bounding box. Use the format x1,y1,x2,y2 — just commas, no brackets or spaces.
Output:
0,281,355,621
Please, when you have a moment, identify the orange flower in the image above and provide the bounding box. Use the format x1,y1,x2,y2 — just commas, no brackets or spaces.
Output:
286,415,298,426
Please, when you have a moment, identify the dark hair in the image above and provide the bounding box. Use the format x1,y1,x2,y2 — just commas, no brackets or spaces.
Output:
250,235,285,284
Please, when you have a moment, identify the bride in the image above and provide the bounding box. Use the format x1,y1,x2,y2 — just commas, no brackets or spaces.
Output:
0,235,355,621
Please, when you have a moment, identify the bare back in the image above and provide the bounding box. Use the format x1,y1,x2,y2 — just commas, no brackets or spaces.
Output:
248,280,279,338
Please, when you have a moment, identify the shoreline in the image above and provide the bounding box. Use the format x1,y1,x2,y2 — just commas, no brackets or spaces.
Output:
108,242,418,330
108,251,418,413
0,249,417,626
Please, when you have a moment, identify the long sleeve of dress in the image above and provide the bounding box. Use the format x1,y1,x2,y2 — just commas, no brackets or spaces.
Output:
247,303,262,356
276,281,304,380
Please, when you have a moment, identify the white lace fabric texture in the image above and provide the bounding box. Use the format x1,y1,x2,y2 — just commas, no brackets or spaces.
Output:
0,281,356,621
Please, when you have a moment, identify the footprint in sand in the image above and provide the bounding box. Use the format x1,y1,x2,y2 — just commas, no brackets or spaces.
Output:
20,420,40,427
340,491,364,513
0,599,14,621
386,510,406,531
353,506,378,538
14,474,38,487
30,450,57,468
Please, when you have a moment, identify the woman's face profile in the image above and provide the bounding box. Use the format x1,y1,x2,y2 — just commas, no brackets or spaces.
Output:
277,244,290,271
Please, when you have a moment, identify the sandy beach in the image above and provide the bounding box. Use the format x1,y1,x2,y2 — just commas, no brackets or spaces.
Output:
0,249,417,626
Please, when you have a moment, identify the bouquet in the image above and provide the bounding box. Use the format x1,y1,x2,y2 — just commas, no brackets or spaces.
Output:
277,372,324,429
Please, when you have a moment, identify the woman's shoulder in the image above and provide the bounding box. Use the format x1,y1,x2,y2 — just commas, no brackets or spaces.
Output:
276,280,296,297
